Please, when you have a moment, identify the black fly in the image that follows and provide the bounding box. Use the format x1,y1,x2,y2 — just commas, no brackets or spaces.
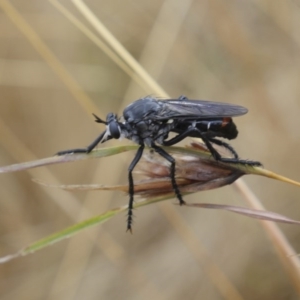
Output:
57,96,261,231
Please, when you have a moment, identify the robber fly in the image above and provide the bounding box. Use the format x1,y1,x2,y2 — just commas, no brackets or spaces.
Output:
57,95,261,231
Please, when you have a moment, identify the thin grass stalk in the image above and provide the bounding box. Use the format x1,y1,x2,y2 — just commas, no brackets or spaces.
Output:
72,0,167,96
236,180,300,293
49,0,149,92
72,0,300,292
0,2,165,298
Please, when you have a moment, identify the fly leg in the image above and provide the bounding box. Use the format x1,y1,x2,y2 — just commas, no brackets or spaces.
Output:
162,126,196,146
202,136,262,166
162,127,262,166
201,136,262,166
127,144,145,232
151,143,185,206
56,131,108,155
208,138,239,159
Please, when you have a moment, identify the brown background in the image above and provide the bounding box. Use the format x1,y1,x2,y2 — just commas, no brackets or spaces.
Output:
1,0,300,299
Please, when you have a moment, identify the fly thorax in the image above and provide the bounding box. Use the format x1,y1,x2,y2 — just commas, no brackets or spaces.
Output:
133,120,159,140
154,123,173,145
162,121,176,133
135,121,148,133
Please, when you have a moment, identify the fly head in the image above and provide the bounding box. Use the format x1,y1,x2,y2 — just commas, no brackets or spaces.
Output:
103,113,121,141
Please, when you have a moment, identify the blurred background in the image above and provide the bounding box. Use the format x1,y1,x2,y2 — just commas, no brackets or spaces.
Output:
1,0,300,299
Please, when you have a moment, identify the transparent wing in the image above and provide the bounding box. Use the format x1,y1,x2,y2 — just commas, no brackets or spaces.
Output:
154,99,248,120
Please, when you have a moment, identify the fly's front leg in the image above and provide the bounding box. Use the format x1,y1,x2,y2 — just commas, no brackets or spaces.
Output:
56,131,107,155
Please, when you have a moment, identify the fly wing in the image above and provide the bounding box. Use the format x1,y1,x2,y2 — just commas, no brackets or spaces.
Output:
154,99,248,120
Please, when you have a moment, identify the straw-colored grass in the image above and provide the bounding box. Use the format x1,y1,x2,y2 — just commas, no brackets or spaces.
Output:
0,1,300,299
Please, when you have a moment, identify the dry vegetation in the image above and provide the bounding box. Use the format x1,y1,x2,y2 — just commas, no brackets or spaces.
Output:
1,0,300,299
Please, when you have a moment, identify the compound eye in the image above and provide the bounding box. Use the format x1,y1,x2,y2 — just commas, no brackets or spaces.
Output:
109,122,121,139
